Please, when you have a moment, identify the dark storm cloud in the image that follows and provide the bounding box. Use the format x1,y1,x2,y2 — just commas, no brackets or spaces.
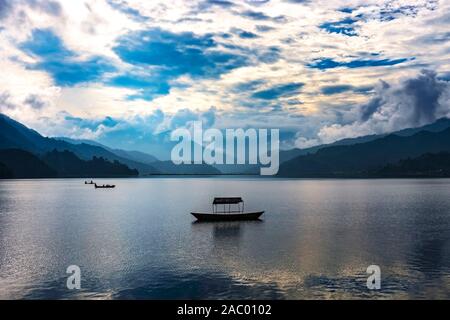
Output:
27,0,62,16
0,0,62,19
397,70,448,125
0,0,12,19
315,69,450,144
0,91,16,111
255,25,275,32
360,97,382,122
360,70,449,126
240,9,287,23
24,94,46,109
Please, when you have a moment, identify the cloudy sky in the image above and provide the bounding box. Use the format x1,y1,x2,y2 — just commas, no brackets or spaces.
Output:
1,0,449,155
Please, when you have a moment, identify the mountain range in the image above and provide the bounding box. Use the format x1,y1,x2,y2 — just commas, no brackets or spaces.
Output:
1,112,450,178
373,152,450,178
0,114,219,176
0,148,138,178
278,118,450,177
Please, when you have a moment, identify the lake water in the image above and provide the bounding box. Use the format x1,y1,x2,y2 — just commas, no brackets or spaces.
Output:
0,178,449,299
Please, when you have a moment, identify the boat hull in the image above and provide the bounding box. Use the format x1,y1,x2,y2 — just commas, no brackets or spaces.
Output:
190,211,264,222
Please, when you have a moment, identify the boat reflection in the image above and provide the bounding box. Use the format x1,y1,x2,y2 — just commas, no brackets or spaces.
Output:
192,220,263,249
213,222,242,239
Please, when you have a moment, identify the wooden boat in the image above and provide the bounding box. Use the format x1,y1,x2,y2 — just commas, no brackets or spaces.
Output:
191,211,264,222
191,197,264,222
94,183,116,189
85,180,95,185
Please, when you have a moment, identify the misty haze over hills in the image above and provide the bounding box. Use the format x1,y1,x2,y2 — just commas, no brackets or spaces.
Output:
1,113,450,178
0,114,221,177
278,126,450,177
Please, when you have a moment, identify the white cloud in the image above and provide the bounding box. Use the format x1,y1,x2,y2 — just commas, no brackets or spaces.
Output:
316,70,450,144
0,0,449,148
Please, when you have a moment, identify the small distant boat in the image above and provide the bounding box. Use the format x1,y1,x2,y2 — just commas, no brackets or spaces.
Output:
94,183,116,189
191,197,264,222
85,180,95,185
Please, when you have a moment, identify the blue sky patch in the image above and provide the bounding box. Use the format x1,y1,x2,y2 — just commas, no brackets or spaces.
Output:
21,28,71,58
2,0,446,153
203,0,235,7
230,28,259,39
320,85,354,95
111,28,283,98
338,7,355,14
65,115,119,130
321,84,373,95
113,28,248,79
378,5,419,22
319,17,358,36
308,57,411,70
21,28,115,86
107,0,148,22
252,82,304,100
108,72,171,101
233,79,266,92
241,10,272,20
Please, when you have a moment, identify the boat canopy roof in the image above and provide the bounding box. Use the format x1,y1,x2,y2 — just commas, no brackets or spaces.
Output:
213,197,243,204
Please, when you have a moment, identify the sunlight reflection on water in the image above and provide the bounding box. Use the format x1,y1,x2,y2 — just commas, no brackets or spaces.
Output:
0,178,449,299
